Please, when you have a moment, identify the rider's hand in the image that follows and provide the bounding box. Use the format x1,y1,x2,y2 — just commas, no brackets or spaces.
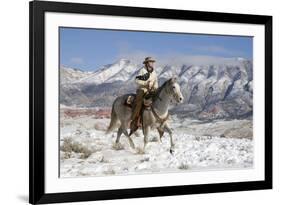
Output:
146,81,151,89
148,81,153,89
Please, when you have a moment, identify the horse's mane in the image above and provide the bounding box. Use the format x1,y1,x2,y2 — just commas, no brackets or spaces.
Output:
151,79,170,101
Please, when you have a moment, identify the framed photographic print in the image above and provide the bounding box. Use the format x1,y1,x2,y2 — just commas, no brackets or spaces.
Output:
29,0,272,204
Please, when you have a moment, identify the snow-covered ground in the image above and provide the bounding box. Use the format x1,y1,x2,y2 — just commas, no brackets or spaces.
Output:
60,109,253,178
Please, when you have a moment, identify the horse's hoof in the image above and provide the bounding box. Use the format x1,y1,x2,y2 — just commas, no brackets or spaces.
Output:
135,147,145,155
169,147,175,155
130,144,135,149
127,140,135,149
134,131,141,137
112,142,124,150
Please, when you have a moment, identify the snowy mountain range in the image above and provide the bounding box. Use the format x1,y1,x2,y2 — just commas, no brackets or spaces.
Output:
60,58,253,120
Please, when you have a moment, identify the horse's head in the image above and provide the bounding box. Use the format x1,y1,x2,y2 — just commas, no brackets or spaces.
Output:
166,77,184,103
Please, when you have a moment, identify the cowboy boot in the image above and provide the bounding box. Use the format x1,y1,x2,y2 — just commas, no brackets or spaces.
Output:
129,118,139,136
137,115,142,127
129,107,144,136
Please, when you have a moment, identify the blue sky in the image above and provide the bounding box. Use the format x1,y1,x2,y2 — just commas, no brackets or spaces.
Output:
60,27,253,71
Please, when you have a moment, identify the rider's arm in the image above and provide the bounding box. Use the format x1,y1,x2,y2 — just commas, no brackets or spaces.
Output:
152,71,159,89
135,68,149,86
153,77,159,89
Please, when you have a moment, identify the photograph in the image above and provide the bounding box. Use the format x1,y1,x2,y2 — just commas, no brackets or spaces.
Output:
59,27,254,178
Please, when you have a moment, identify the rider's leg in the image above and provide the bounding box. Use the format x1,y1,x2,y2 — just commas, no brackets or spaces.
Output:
130,89,145,135
131,89,145,121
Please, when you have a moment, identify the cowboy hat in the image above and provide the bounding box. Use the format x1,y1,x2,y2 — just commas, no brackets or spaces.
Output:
143,57,156,64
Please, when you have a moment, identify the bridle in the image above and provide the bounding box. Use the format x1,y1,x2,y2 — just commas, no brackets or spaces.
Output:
164,82,181,103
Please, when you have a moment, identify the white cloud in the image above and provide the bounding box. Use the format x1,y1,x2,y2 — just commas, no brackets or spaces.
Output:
114,40,249,66
116,50,247,66
196,45,230,53
194,45,245,56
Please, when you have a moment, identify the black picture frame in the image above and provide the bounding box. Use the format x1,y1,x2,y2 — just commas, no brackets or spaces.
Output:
29,0,272,204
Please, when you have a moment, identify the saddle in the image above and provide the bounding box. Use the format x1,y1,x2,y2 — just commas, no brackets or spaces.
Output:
126,92,154,136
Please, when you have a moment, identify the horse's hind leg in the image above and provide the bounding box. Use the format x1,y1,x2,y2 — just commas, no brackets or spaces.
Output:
115,127,122,144
113,127,123,150
121,124,135,149
164,124,175,154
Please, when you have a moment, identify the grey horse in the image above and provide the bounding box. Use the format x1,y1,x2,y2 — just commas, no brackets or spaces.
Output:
106,77,184,153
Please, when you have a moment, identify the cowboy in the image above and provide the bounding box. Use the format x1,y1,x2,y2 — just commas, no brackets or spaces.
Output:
130,57,159,133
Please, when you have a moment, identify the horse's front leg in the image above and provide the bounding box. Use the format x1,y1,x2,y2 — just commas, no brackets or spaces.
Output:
164,123,175,154
157,127,164,143
142,125,151,153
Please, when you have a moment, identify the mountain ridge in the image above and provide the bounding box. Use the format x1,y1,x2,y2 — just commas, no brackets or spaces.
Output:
60,57,253,120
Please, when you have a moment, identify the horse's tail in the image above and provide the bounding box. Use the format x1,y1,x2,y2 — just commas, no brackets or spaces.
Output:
106,102,119,134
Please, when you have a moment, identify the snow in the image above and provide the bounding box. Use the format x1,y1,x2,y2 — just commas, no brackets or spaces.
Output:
60,111,253,178
105,62,138,83
60,66,93,84
61,57,251,87
77,59,130,84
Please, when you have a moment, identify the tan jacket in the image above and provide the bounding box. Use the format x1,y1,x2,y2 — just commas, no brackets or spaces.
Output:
135,67,158,93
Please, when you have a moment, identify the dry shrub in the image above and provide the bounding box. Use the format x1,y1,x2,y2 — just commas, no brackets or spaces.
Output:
100,156,109,163
61,138,92,159
103,168,116,175
178,162,190,170
61,152,72,159
139,157,150,163
77,171,89,176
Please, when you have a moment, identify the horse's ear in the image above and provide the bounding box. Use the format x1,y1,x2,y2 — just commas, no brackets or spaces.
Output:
170,76,177,83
